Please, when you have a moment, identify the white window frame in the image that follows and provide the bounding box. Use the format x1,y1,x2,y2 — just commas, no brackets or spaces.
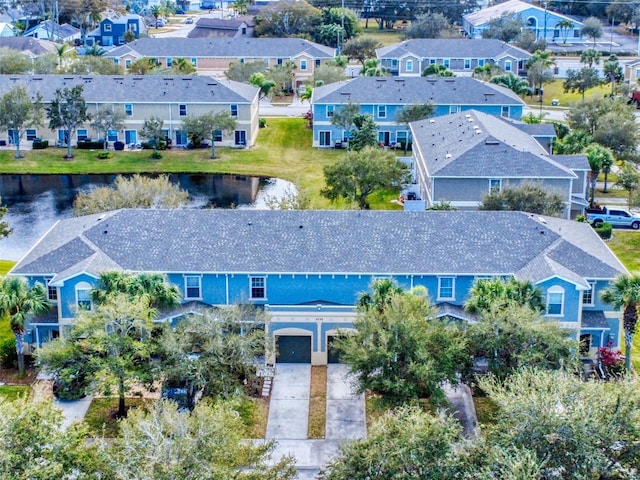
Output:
104,23,112,32
326,105,334,117
26,129,37,141
437,276,455,300
489,178,501,193
75,282,92,311
501,106,510,118
300,59,307,70
478,59,485,67
124,104,133,116
184,275,202,300
443,58,450,68
45,277,57,301
250,276,266,300
449,105,459,114
406,59,413,72
167,57,172,67
179,104,187,116
377,105,387,118
505,60,512,71
191,57,197,67
582,281,595,305
77,129,88,141
230,104,238,117
464,58,471,69
546,286,564,316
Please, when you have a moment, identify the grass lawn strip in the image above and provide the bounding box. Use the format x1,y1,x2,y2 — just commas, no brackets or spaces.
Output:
308,366,327,439
83,397,150,437
248,396,269,439
0,384,30,401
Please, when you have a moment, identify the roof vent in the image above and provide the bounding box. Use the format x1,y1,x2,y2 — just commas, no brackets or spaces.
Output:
445,153,452,158
476,130,482,134
429,119,435,123
538,216,547,224
467,118,474,122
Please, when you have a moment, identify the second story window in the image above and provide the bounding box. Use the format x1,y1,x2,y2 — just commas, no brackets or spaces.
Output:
300,59,307,70
179,104,187,116
104,23,112,32
250,276,266,299
125,104,133,116
406,60,413,72
230,104,238,117
327,105,334,117
377,105,387,118
45,277,57,301
582,281,595,305
546,287,564,316
184,275,201,299
438,277,455,300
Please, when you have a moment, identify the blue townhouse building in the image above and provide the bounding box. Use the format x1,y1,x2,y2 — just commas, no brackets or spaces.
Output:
310,76,524,148
9,209,625,364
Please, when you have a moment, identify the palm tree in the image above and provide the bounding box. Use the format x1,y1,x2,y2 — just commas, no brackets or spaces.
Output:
299,86,313,103
601,274,640,373
150,5,162,28
585,143,613,207
490,73,530,95
422,64,454,77
357,278,404,313
0,277,50,376
465,277,543,314
556,19,574,44
90,271,181,311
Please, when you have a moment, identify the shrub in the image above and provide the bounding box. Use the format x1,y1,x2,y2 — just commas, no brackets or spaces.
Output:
576,214,586,223
96,151,113,159
77,140,105,150
32,139,49,149
598,346,625,378
594,221,612,239
259,118,268,128
52,368,89,400
141,140,167,150
0,338,17,368
150,151,162,160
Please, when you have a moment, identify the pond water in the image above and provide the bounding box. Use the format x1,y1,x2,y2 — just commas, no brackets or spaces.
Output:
0,173,294,261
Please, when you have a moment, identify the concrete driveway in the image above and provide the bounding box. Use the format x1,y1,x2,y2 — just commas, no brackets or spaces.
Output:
325,364,366,440
266,364,311,439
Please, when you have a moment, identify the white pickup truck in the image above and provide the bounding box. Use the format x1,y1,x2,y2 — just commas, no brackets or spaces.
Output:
585,206,640,229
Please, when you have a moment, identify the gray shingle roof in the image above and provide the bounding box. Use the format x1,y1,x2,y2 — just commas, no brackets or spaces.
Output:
504,118,556,137
312,76,524,106
0,75,258,104
411,110,574,178
11,210,625,286
376,39,530,61
105,37,335,59
551,154,590,170
0,37,57,55
582,310,609,328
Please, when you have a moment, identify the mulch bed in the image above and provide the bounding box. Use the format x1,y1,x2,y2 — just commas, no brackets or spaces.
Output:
0,367,37,385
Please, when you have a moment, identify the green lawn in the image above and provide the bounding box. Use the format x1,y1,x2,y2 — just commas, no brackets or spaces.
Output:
523,79,611,107
359,24,405,47
83,397,150,437
0,385,30,401
606,232,640,372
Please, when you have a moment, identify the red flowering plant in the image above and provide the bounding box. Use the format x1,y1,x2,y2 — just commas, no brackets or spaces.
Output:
598,345,625,378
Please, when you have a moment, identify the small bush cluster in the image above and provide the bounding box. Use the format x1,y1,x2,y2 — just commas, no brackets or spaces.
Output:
32,139,49,149
0,338,17,368
598,346,625,378
594,221,612,239
77,140,105,150
96,151,113,159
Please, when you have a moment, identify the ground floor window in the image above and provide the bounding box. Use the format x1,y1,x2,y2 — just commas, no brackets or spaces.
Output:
319,130,331,146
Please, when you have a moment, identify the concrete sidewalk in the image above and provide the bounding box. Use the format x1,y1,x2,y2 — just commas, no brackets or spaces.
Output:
54,395,94,430
325,364,366,440
266,364,311,439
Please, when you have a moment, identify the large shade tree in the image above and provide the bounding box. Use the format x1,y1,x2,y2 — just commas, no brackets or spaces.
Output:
601,274,640,372
321,146,409,209
90,105,125,151
335,289,468,402
0,395,103,479
158,306,267,409
0,276,49,376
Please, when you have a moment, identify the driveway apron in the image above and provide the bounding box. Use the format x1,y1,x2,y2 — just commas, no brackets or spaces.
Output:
266,364,311,439
325,364,366,440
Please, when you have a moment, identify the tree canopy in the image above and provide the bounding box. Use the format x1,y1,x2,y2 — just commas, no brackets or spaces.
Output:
46,84,90,159
321,146,409,209
480,182,566,217
335,288,468,402
0,84,43,159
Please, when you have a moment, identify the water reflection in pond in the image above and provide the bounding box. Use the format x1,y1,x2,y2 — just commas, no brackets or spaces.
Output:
0,173,295,261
